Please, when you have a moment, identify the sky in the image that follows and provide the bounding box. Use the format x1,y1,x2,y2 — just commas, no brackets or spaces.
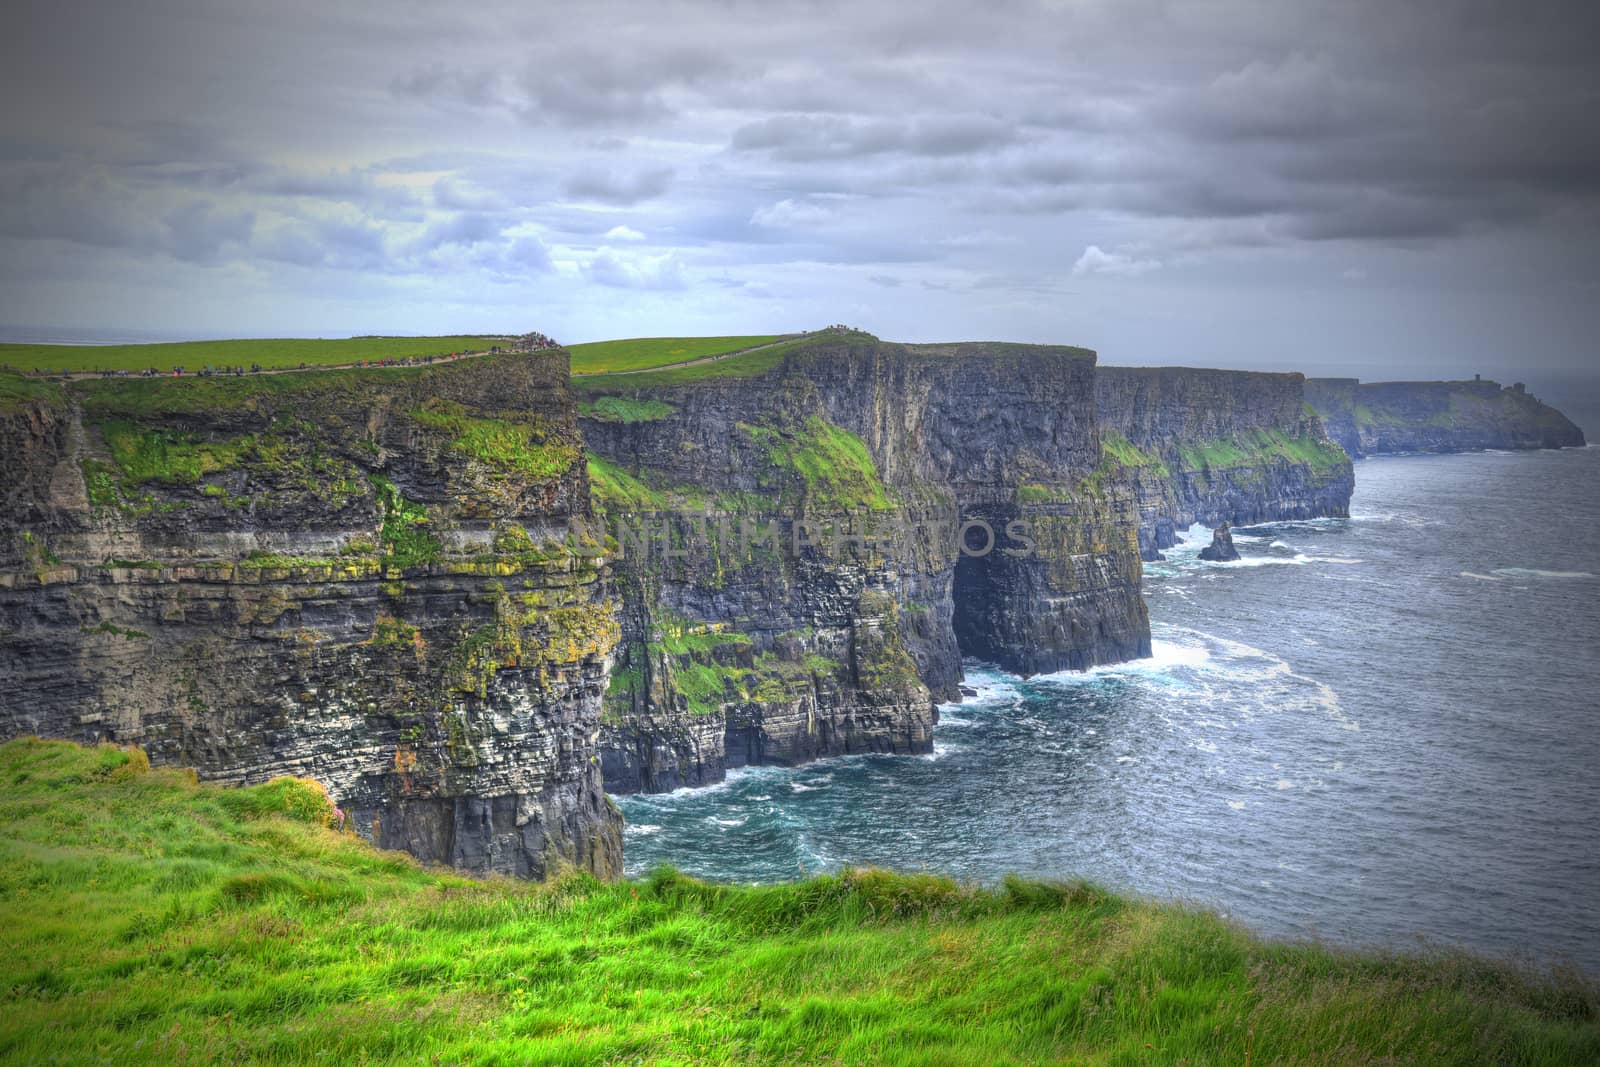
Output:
2,0,1598,380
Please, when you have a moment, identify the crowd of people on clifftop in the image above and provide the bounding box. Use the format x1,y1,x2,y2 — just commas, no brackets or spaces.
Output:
512,331,560,352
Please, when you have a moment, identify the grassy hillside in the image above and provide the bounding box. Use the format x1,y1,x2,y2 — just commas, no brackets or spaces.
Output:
2,739,1595,1065
0,336,501,374
567,335,785,375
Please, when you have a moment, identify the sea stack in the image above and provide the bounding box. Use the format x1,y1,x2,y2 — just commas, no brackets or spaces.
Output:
1198,524,1242,562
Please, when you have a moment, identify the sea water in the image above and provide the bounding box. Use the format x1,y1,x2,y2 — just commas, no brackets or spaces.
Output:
617,447,1600,971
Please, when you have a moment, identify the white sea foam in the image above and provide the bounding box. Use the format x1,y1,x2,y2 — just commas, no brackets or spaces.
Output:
1215,552,1363,568
1162,626,1360,732
1460,571,1504,581
1490,567,1596,580
626,823,664,836
1032,638,1212,685
942,673,1023,710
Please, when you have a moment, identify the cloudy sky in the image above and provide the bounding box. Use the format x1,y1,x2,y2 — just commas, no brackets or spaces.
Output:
3,0,1598,378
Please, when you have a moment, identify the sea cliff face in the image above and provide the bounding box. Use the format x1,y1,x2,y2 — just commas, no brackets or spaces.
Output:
579,334,1151,794
1306,377,1586,456
0,335,1362,861
1094,367,1354,560
0,355,621,880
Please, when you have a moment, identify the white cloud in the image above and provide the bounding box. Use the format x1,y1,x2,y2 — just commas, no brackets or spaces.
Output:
749,198,835,229
1071,244,1160,277
586,249,686,289
604,224,645,241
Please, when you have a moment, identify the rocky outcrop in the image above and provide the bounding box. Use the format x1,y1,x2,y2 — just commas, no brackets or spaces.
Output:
1305,377,1586,456
1094,367,1354,560
1198,524,1241,562
579,334,1150,793
0,355,621,880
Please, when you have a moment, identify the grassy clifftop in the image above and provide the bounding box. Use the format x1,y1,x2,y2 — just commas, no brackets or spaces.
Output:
3,738,1596,1065
0,336,503,374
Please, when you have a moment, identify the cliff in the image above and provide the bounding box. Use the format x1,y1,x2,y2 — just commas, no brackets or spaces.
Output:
578,334,1150,793
0,334,1361,857
1305,377,1586,456
0,355,621,880
1095,367,1354,559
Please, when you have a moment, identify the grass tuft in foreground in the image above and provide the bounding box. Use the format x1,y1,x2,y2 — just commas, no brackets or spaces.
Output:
1,737,1595,1065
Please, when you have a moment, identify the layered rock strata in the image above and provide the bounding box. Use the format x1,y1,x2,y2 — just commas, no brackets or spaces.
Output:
0,354,621,879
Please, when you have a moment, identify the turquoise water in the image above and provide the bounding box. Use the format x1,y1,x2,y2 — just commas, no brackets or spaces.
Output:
617,447,1600,971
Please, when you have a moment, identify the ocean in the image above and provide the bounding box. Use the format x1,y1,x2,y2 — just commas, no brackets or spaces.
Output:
616,446,1600,972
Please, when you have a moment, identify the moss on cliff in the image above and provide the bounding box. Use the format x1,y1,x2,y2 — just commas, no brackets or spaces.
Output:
579,396,677,422
1099,430,1169,475
587,453,668,513
410,401,579,481
373,476,443,570
739,416,895,512
1178,427,1347,475
100,419,249,484
448,585,620,698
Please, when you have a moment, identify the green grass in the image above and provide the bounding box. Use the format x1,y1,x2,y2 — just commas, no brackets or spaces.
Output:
1099,431,1168,474
569,339,826,394
567,335,783,375
580,396,678,423
0,372,65,414
372,476,442,569
2,737,1596,1065
1178,428,1349,475
410,405,579,482
740,416,896,512
99,419,250,484
587,453,669,513
0,336,502,375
